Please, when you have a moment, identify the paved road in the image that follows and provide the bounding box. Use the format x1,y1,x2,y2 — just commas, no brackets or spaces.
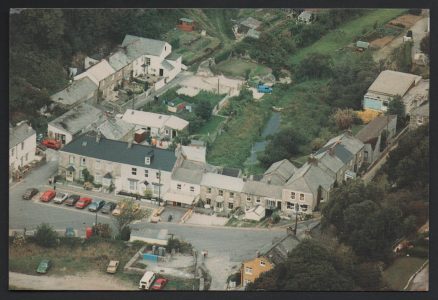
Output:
408,263,429,291
410,17,429,61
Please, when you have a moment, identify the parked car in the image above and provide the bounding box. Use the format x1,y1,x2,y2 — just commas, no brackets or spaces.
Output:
64,194,80,206
41,139,61,150
65,227,75,237
106,260,120,274
22,188,39,200
151,278,168,290
88,199,106,212
75,197,92,209
257,83,273,94
36,259,51,274
101,201,117,214
53,192,68,204
112,203,126,216
39,190,56,202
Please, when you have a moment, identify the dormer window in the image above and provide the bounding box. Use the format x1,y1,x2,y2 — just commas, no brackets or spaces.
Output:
145,157,151,165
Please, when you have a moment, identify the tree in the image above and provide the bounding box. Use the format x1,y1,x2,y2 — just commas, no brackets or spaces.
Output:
295,53,332,81
332,108,356,130
81,168,94,183
112,199,150,236
194,99,213,121
92,223,112,238
420,33,429,57
34,223,58,247
387,96,406,129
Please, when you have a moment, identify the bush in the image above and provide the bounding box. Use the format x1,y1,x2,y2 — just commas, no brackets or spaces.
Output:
34,223,58,248
93,223,112,239
166,238,193,254
118,226,131,241
406,247,429,258
271,212,281,224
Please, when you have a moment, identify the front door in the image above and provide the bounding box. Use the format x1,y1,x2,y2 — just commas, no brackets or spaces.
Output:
277,201,282,210
159,68,164,76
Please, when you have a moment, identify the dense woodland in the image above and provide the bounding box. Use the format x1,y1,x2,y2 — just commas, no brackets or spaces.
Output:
250,125,429,291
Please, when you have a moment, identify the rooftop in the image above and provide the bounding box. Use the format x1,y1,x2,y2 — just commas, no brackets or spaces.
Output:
122,35,167,59
122,109,189,131
220,167,241,178
49,103,103,135
172,167,203,185
356,115,397,143
258,234,301,265
181,145,206,163
74,59,115,86
286,162,335,196
60,133,177,172
201,173,244,192
240,17,262,29
108,51,131,71
179,17,193,23
263,159,297,185
243,181,283,199
9,122,36,149
97,118,135,141
367,70,421,97
50,77,98,106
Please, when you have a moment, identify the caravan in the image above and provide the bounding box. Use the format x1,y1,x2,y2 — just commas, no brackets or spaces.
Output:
139,271,156,290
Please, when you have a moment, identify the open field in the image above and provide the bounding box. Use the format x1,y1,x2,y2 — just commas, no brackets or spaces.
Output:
383,256,427,290
215,58,271,78
288,9,407,65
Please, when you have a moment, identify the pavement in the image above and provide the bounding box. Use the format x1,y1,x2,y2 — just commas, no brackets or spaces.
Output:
185,213,228,226
408,263,429,291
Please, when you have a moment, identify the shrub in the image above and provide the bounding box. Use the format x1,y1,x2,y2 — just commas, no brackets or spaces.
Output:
93,223,112,239
34,223,58,248
271,212,281,224
118,226,131,241
406,247,429,258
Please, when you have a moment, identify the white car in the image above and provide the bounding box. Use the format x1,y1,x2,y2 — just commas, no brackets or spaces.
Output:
53,192,68,204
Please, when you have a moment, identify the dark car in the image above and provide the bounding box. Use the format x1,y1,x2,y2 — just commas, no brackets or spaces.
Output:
22,188,39,200
101,201,117,214
64,194,80,206
88,199,106,212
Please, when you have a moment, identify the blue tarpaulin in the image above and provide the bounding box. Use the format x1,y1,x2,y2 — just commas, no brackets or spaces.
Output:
143,253,158,262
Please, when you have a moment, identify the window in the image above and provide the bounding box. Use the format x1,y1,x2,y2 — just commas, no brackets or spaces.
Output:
190,186,195,192
145,57,151,65
207,188,212,194
256,197,261,203
165,129,169,135
260,260,266,267
245,267,253,275
129,180,137,191
287,202,294,209
300,193,304,201
300,204,308,212
364,151,369,160
21,142,24,150
228,202,233,209
216,202,223,208
291,192,295,199
156,172,161,179
246,196,251,202
95,173,102,184
383,100,389,107
145,170,149,177
206,198,211,205
218,190,223,196
132,168,137,175
25,153,28,161
177,184,181,190
267,199,275,207
229,192,234,198
80,157,86,166
69,155,75,164
244,279,251,286
95,160,101,170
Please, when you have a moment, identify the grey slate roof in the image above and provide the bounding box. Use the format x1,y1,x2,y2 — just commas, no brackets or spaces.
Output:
61,133,177,172
166,52,182,61
50,77,98,106
97,118,135,141
240,17,262,29
262,159,297,185
247,28,261,39
314,151,344,174
122,35,166,59
172,167,203,185
108,51,131,71
161,60,174,71
315,142,353,165
323,133,364,157
356,115,397,143
286,163,335,196
49,103,103,135
242,181,283,199
221,167,241,178
9,122,36,149
258,234,301,265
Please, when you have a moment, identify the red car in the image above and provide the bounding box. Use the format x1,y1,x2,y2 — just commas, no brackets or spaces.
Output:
151,278,168,290
41,139,62,150
40,190,56,202
75,197,92,209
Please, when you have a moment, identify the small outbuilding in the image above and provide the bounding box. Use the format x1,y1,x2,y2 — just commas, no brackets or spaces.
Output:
177,18,195,32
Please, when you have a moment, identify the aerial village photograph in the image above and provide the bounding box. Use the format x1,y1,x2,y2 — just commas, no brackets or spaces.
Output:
8,7,430,294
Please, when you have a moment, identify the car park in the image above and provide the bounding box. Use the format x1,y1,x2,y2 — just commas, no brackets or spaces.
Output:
53,192,69,204
36,259,51,274
106,260,120,274
101,201,117,214
151,278,168,290
64,194,80,206
40,190,56,202
75,197,92,209
88,199,106,212
22,188,39,200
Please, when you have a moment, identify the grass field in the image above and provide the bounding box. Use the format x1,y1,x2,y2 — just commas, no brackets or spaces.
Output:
197,115,226,135
383,256,427,290
215,58,271,78
289,9,407,65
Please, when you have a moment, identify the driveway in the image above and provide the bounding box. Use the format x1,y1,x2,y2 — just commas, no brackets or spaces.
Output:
160,206,187,223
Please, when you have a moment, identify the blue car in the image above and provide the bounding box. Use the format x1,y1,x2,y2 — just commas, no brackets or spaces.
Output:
257,84,273,94
88,199,106,212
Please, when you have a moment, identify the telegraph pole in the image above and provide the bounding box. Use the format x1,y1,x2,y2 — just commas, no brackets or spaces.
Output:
158,169,162,206
293,205,298,235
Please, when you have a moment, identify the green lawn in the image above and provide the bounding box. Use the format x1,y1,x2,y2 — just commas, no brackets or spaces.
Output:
289,9,407,65
215,58,271,78
383,256,427,290
197,115,225,135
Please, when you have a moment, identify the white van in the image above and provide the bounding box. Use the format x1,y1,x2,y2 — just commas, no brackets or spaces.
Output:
139,271,156,290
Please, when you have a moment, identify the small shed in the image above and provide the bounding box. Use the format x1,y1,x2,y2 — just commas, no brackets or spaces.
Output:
244,205,265,222
167,98,186,113
356,41,370,50
177,18,195,32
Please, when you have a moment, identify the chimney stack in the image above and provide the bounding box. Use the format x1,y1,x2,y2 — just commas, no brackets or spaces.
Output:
128,139,133,149
96,130,101,143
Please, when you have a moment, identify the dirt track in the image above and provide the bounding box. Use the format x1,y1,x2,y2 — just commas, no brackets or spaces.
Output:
9,271,136,290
